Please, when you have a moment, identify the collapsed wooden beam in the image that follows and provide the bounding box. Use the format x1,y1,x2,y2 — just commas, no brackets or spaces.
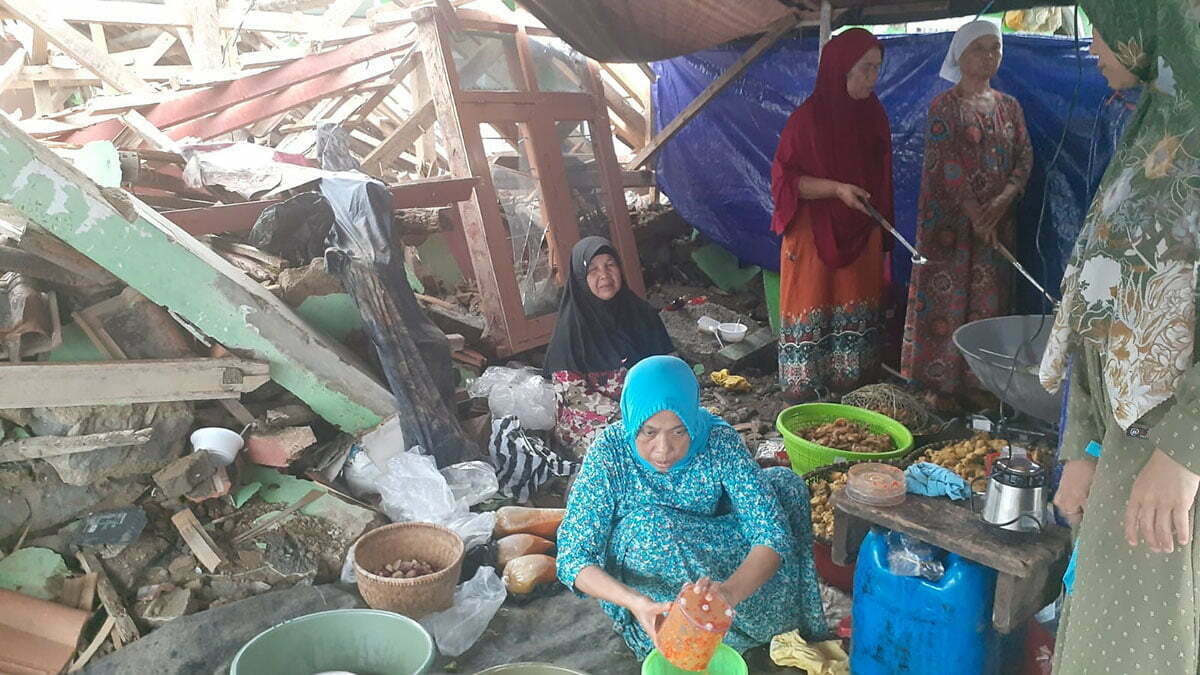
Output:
65,26,416,144
0,114,396,432
161,176,478,236
0,358,270,407
626,13,802,170
0,0,152,93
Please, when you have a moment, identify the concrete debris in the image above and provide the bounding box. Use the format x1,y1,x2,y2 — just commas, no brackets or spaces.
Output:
0,547,69,600
245,426,317,467
31,401,193,487
153,452,219,500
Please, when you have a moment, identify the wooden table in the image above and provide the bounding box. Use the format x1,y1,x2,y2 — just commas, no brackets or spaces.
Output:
830,491,1071,633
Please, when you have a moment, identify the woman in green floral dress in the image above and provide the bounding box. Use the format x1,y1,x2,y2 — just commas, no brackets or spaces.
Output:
556,355,827,659
1040,1,1200,672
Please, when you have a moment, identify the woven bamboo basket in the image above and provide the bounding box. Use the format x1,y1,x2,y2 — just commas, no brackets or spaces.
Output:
353,522,465,618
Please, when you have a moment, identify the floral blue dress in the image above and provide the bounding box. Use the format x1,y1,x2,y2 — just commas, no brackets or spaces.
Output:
556,421,828,658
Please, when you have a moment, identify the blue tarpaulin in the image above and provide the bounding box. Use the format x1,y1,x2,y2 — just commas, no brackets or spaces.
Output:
653,33,1136,312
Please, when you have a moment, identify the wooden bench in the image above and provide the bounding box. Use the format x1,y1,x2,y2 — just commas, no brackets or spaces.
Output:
830,491,1071,633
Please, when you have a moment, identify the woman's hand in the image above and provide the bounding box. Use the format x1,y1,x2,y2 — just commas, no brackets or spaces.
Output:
630,594,672,642
1054,458,1097,528
834,182,872,215
691,576,737,608
1125,449,1200,553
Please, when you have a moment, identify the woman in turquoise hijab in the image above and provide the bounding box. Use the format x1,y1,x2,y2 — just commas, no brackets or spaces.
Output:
557,355,828,658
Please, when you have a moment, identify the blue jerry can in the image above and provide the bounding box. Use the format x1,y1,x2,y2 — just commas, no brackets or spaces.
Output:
851,528,1008,675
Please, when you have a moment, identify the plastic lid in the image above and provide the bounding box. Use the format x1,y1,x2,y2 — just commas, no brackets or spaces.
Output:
844,463,906,507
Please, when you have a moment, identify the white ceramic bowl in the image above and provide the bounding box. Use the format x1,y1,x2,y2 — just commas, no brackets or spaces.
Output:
190,427,245,466
717,322,748,343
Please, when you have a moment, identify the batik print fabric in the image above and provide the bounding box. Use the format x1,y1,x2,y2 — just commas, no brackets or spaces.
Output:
902,89,1033,395
556,423,828,659
1040,0,1200,431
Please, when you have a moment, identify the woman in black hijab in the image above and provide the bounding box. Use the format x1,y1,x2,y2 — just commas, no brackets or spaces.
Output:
544,236,674,457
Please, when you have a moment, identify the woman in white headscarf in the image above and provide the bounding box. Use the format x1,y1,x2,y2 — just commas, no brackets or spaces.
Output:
900,20,1033,410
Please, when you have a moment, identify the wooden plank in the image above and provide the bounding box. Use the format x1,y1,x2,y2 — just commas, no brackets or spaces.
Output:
0,205,120,286
76,552,139,647
170,508,225,573
306,0,365,47
360,100,436,175
0,47,25,95
162,176,477,235
831,491,1070,578
119,110,180,152
819,0,833,54
0,0,151,93
135,32,178,68
0,359,270,408
415,9,513,348
626,13,800,170
68,615,115,673
0,428,154,463
174,0,225,71
66,26,415,144
0,114,395,431
160,55,399,142
29,31,53,117
0,1,324,34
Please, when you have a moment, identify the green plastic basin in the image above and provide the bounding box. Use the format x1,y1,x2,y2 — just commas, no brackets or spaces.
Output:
230,608,434,675
642,645,747,675
475,664,591,674
776,403,913,474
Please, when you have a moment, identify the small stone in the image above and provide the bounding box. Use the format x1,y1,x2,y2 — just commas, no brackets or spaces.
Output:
137,587,194,627
167,554,200,583
208,576,242,598
184,579,204,591
141,566,170,586
247,581,272,595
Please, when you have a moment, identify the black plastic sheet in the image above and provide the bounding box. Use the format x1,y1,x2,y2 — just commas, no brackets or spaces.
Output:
321,175,468,466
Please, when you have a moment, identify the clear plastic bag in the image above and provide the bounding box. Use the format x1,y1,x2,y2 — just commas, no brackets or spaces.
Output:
470,366,557,430
420,566,507,657
376,449,459,524
885,531,945,581
488,375,557,431
362,448,495,550
467,366,530,398
445,510,497,552
441,460,500,508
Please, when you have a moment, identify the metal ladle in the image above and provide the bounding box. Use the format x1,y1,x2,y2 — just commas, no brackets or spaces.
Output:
863,202,928,266
995,243,1058,307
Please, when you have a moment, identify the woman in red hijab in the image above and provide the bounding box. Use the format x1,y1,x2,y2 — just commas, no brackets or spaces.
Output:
771,28,893,400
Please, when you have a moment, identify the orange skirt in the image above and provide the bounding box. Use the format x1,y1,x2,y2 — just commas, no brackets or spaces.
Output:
778,207,885,398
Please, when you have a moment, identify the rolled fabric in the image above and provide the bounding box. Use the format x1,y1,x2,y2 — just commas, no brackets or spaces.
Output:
904,461,971,500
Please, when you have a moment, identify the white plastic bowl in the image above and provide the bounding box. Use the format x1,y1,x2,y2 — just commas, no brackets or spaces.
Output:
717,322,748,343
189,427,244,466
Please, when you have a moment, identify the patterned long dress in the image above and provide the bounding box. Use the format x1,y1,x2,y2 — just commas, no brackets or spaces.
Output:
779,222,886,399
556,422,828,659
901,89,1032,396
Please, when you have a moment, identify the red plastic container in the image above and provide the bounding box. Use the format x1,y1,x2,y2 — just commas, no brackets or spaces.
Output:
812,540,855,593
655,583,733,671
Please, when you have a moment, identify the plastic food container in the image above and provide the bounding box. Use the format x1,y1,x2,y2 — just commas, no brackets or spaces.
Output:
844,463,906,507
189,427,244,466
654,583,734,671
717,323,748,343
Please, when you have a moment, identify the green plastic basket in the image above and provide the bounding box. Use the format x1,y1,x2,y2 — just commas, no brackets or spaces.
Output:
776,403,914,474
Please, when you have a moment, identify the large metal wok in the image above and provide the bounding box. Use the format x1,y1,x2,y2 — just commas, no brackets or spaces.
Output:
953,314,1063,424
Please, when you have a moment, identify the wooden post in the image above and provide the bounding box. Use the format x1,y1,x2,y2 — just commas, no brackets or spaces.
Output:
626,13,801,170
819,0,833,55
